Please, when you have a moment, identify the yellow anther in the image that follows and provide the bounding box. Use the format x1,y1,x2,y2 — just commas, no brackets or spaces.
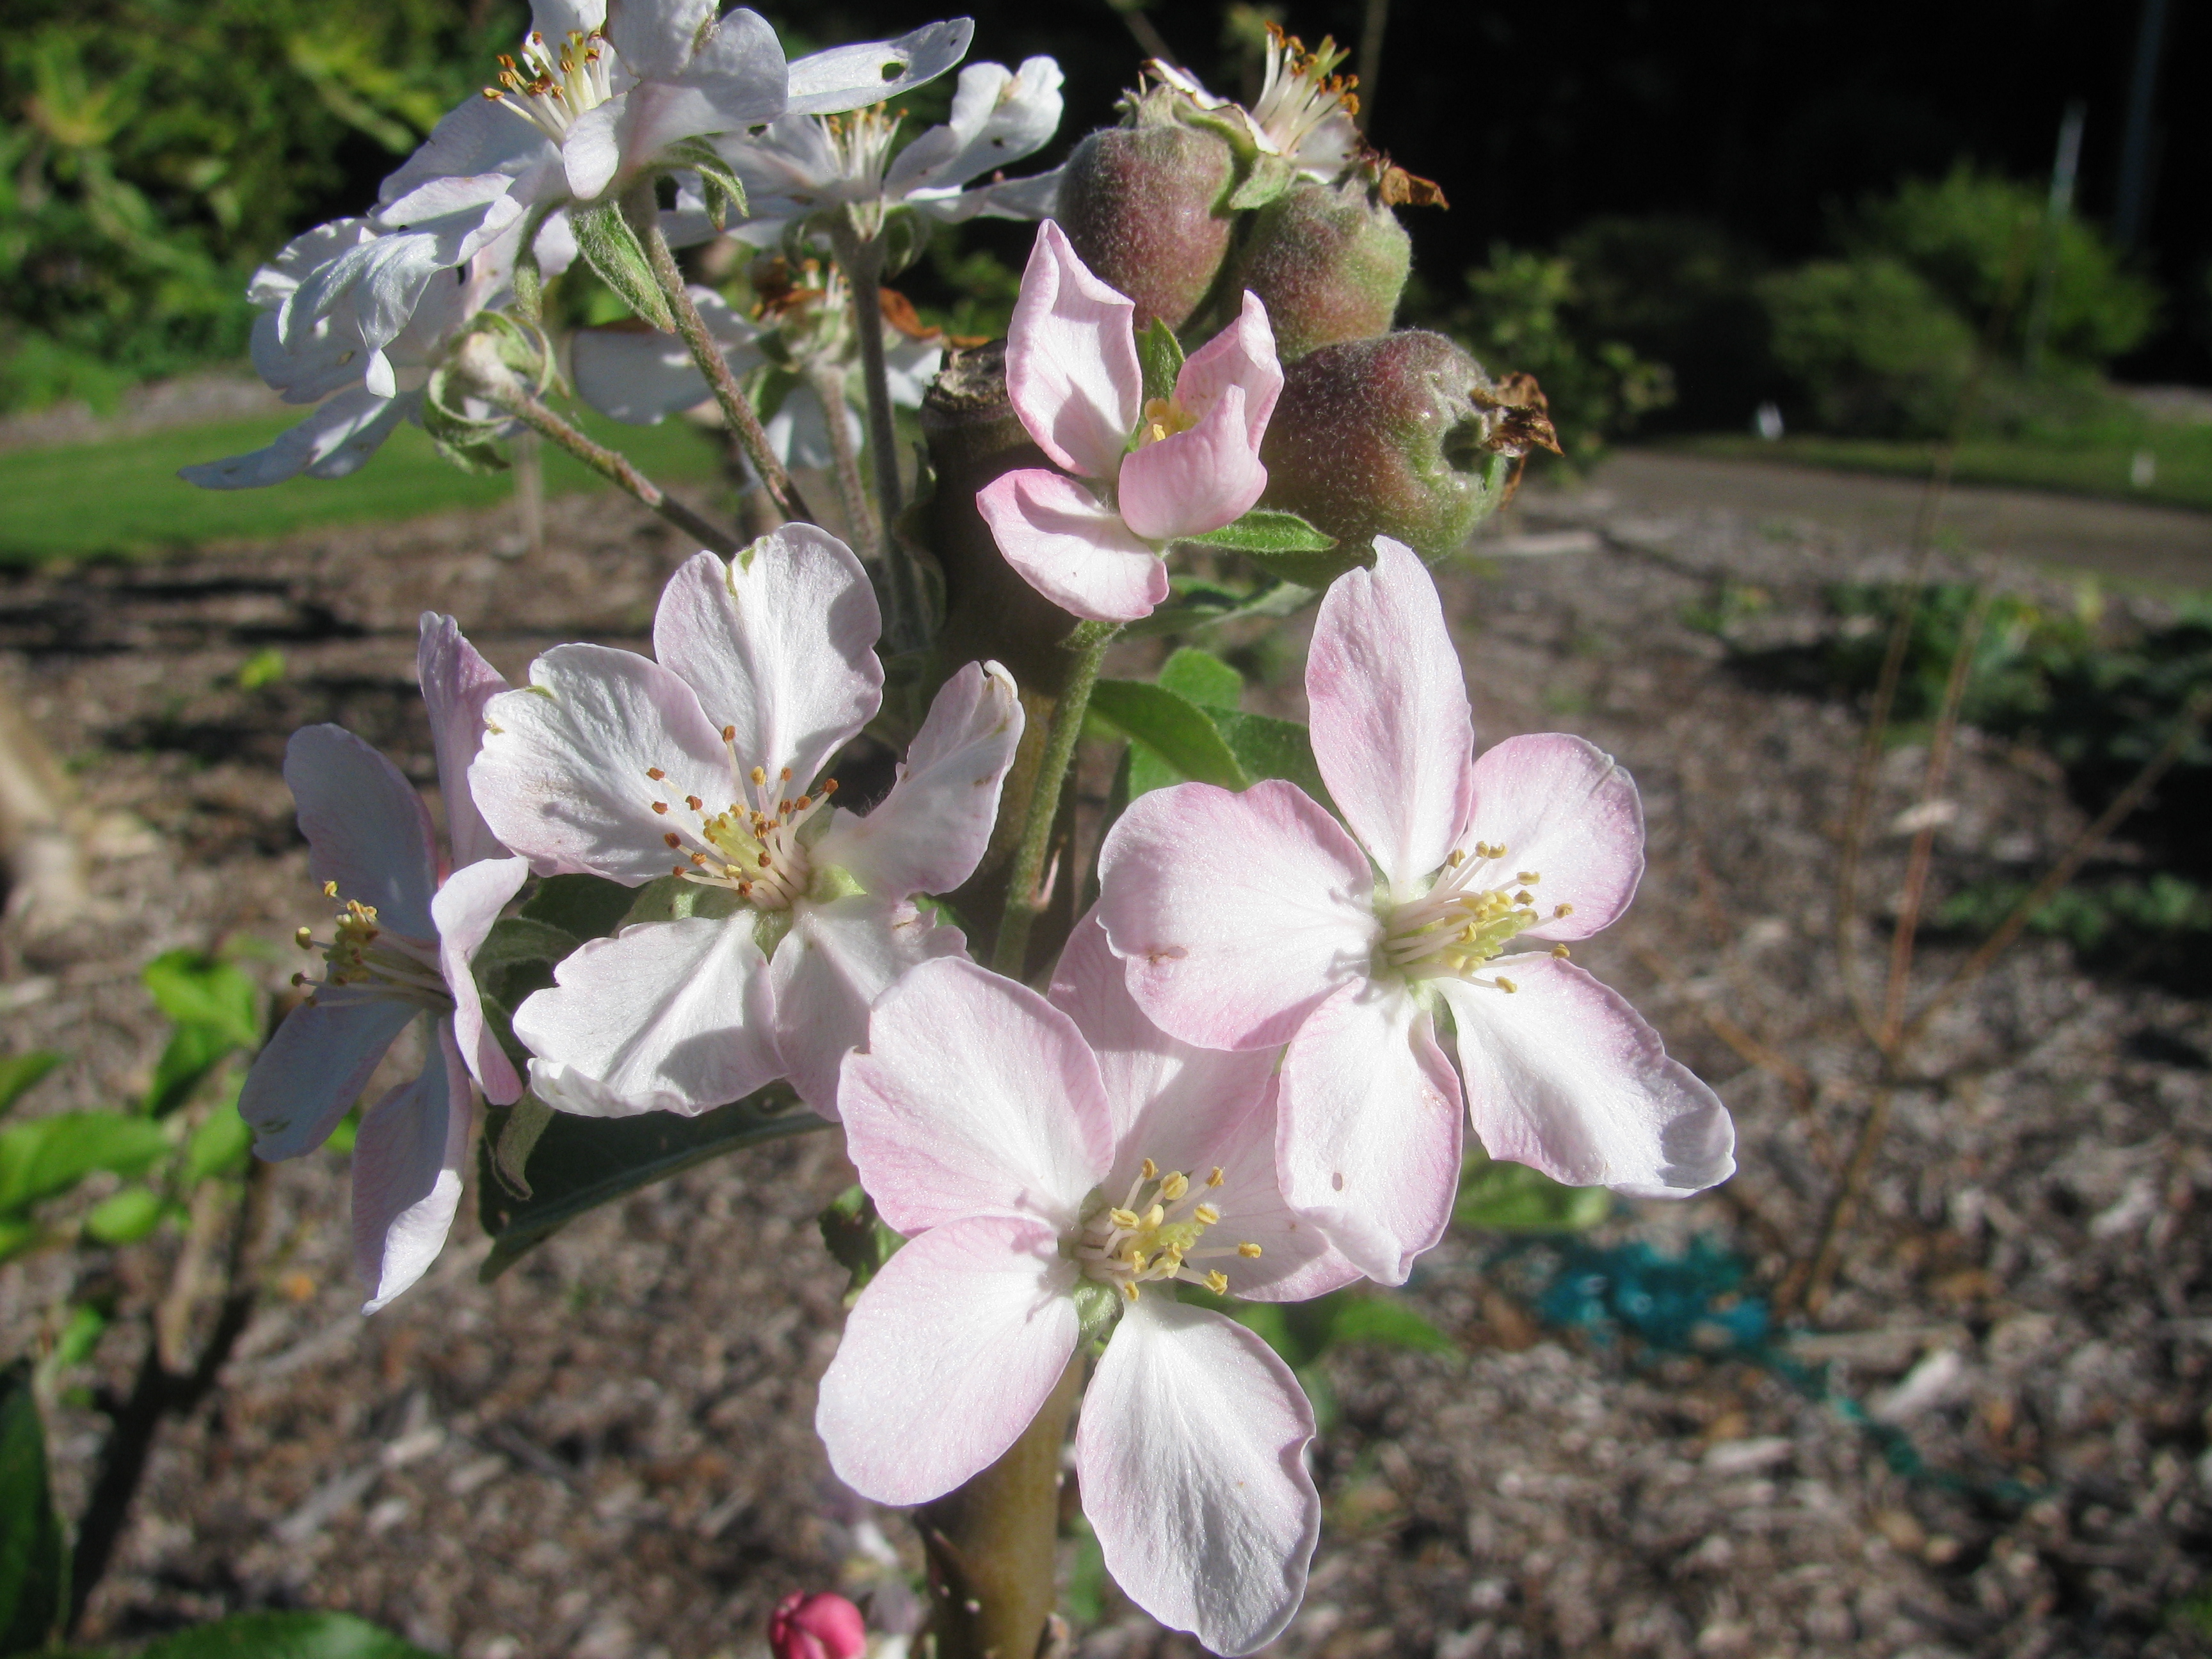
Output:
1159,1171,1189,1201
294,926,313,949
1121,1282,1140,1302
1206,1167,1225,1187
1514,890,1534,906
1109,1208,1140,1230
1554,902,1575,918
1140,1157,1158,1180
1205,1270,1230,1295
1192,1202,1221,1226
1447,849,1464,866
1517,870,1540,885
323,880,339,897
1237,1241,1263,1258
1140,1204,1165,1230
1551,943,1571,958
749,765,766,784
1496,976,1518,993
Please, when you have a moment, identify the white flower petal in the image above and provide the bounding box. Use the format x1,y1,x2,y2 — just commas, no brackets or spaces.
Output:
767,892,965,1118
353,1017,474,1314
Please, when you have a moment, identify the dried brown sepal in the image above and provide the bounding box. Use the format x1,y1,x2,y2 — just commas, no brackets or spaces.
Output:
1472,372,1563,459
1372,159,1448,209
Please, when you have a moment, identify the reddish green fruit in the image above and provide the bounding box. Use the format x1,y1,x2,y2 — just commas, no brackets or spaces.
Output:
1057,122,1237,332
1232,179,1411,360
1259,330,1540,558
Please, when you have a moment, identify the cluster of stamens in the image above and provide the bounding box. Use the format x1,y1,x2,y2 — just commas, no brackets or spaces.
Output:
1381,842,1575,991
815,104,907,230
1136,396,1197,449
1075,1158,1262,1303
483,29,614,141
1249,24,1359,157
291,881,450,1006
644,732,838,911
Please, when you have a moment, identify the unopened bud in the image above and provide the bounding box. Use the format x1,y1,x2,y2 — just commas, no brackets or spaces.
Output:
1057,120,1237,332
1260,330,1552,557
1231,179,1410,360
769,1591,867,1659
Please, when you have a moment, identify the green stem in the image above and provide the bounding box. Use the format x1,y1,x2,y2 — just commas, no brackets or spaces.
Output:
633,191,817,527
504,393,738,556
802,358,880,555
993,620,1118,977
827,212,927,650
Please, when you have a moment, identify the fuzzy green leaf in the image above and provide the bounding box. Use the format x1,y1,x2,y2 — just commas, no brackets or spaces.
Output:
1204,709,1330,804
572,200,675,331
1137,319,1185,408
1157,646,1244,711
1180,509,1372,588
1087,680,1248,793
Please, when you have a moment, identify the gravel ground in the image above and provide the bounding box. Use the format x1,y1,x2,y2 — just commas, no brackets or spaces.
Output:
2,460,2208,1659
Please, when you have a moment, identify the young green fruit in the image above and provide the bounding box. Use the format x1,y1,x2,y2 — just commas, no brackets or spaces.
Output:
1231,178,1411,360
1258,330,1557,558
1057,122,1237,332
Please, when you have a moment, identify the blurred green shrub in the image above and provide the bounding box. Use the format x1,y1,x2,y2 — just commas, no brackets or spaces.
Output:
1759,256,1979,438
0,0,518,414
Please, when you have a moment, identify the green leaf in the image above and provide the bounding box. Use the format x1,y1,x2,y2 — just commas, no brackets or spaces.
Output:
0,1113,171,1216
1157,646,1243,712
817,1185,905,1306
135,1611,441,1658
0,1219,34,1265
1326,1295,1458,1356
470,915,584,1018
1205,710,1331,805
490,1094,554,1198
143,952,260,1050
518,874,636,942
0,1361,67,1655
663,138,751,232
48,1304,106,1374
572,200,675,331
424,425,510,477
1454,1153,1612,1233
0,1054,62,1121
476,1087,824,1277
181,1087,252,1187
144,1022,237,1120
1223,152,1296,212
1136,319,1185,408
83,1185,165,1246
1087,680,1247,792
1179,509,1370,589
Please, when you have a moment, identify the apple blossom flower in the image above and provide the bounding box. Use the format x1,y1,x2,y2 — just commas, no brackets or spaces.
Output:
1096,537,1736,1284
284,8,972,367
241,616,529,1313
469,527,1022,1118
769,1592,867,1659
1144,25,1363,186
975,220,1285,623
570,275,942,474
694,55,1065,248
817,921,1359,1656
180,215,571,491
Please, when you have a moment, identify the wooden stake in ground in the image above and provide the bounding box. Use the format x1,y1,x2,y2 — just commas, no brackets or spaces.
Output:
0,682,89,938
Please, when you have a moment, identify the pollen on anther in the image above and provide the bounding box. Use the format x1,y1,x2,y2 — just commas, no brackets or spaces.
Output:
652,801,668,813
1205,1269,1230,1295
721,726,736,742
1496,976,1519,993
1109,1207,1140,1230
749,765,766,784
646,767,666,781
685,795,703,811
1237,1241,1263,1258
1551,943,1571,958
663,832,681,848
323,880,339,897
1206,1166,1224,1187
671,863,686,877
822,778,840,795
1140,1157,1158,1180
1554,902,1575,918
294,926,312,949
1514,890,1534,906
1192,1202,1220,1226
779,767,792,781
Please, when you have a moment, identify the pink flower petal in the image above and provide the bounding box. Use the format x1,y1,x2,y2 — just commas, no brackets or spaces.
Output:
241,996,417,1161
767,893,966,1118
572,288,761,424
431,854,530,1105
417,613,512,870
652,534,884,790
1276,978,1463,1286
1077,1298,1319,1656
514,917,781,1118
1004,220,1142,479
976,469,1170,623
1438,956,1735,1196
809,661,1023,899
284,725,440,940
1461,733,1644,941
1116,385,1268,543
816,1213,1078,1506
560,100,623,200
1098,781,1377,1052
471,643,734,882
840,957,1116,1236
352,1016,473,1315
1308,536,1475,891
1173,291,1283,450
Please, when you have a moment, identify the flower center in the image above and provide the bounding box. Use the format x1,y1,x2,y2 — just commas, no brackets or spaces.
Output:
483,29,615,142
291,882,451,1008
1074,1158,1263,1303
1249,24,1359,159
642,733,840,912
1135,396,1196,447
1380,841,1575,993
818,104,906,193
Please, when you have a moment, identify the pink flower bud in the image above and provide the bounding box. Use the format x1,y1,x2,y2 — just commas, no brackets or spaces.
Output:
1231,179,1411,360
1259,330,1555,557
769,1591,867,1659
1057,120,1237,332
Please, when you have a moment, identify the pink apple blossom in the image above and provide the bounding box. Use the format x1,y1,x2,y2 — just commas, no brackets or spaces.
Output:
469,527,1022,1119
1096,537,1736,1285
241,615,529,1313
975,220,1283,623
817,920,1357,1656
768,1592,867,1659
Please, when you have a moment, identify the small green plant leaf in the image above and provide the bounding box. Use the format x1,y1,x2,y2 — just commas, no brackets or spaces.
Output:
1205,710,1331,804
135,1610,442,1658
490,1094,555,1198
0,1113,171,1216
663,138,751,232
143,952,260,1050
0,1054,62,1121
818,1185,905,1306
83,1184,166,1246
1454,1152,1613,1233
0,1361,67,1655
518,874,636,942
1087,680,1247,792
572,200,675,331
1326,1295,1458,1355
235,646,286,689
1137,318,1185,408
1157,646,1243,711
1180,510,1371,588
181,1087,253,1187
476,1086,824,1276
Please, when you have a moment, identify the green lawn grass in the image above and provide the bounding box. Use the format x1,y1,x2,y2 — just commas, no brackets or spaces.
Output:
1682,427,2212,514
0,406,727,565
